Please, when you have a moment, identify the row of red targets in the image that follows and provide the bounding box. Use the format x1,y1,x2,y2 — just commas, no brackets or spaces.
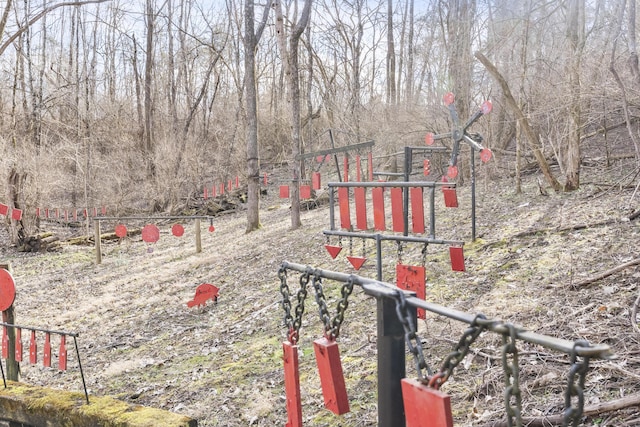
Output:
36,206,107,222
0,203,22,221
203,176,241,199
114,223,216,242
2,327,69,371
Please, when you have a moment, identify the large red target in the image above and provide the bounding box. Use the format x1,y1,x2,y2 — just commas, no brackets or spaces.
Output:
115,224,127,238
0,269,16,311
142,224,160,243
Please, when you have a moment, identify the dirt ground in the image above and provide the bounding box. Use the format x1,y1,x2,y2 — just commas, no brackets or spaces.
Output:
1,159,640,426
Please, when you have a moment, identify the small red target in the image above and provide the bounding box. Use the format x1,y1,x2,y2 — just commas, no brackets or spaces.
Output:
115,224,127,238
209,225,215,232
480,148,493,163
425,133,435,146
481,100,493,115
172,224,185,237
447,165,459,179
443,92,455,106
0,269,16,311
142,224,160,243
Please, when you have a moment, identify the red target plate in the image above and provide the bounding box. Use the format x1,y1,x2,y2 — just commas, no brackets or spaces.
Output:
443,92,455,106
115,224,127,238
172,224,185,237
141,224,160,243
447,165,459,179
0,269,16,311
481,100,493,114
480,148,493,163
209,225,215,232
425,133,434,146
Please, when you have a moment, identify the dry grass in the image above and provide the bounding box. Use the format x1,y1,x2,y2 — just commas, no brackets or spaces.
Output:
1,161,640,426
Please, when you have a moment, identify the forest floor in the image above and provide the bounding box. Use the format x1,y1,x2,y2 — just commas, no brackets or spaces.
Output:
1,160,640,427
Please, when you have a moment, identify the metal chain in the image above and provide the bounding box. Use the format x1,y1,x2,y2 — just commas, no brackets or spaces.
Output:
362,238,366,258
330,275,355,339
421,243,428,267
429,314,487,389
563,340,591,427
311,272,355,340
397,241,403,264
349,236,353,256
502,323,523,427
311,273,332,335
394,289,432,380
278,266,294,333
288,271,310,345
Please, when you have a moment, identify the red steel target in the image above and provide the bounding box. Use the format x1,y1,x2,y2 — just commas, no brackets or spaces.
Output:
172,224,185,237
443,92,455,106
114,224,127,238
447,165,459,179
425,133,435,146
481,100,493,114
209,225,215,232
0,269,16,311
480,148,493,163
141,224,160,243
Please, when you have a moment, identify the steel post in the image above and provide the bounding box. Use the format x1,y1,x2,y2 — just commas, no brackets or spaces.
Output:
377,296,407,427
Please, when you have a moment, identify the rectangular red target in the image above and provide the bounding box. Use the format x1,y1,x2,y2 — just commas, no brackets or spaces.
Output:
338,187,351,230
29,331,37,364
0,203,8,216
355,155,362,182
354,187,367,231
1,326,7,358
279,185,290,199
396,264,426,319
15,328,22,362
401,378,453,427
372,187,386,231
283,341,302,427
43,333,51,367
450,246,465,272
410,187,425,234
59,335,67,371
313,337,350,415
300,185,311,200
391,187,404,233
312,172,321,190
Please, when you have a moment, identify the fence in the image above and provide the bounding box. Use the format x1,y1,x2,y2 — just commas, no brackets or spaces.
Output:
278,262,614,427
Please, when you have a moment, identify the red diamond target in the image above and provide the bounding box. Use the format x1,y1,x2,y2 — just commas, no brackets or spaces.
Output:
0,269,16,311
142,224,160,243
172,224,185,237
114,224,127,238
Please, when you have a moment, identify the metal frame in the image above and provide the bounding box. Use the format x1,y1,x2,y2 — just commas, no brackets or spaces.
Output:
279,262,614,427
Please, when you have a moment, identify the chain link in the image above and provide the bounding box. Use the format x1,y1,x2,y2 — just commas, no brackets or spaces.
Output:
394,289,432,381
311,273,332,335
563,340,591,427
429,314,487,389
397,241,403,264
501,323,523,427
278,266,293,333
289,272,310,344
311,272,355,340
421,243,428,267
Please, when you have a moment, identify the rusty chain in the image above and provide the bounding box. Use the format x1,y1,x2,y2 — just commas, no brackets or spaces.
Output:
429,314,487,389
311,272,355,340
502,323,523,427
394,289,432,381
563,340,590,427
278,266,310,345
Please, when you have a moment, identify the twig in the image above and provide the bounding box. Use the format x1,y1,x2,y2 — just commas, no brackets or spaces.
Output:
570,257,640,288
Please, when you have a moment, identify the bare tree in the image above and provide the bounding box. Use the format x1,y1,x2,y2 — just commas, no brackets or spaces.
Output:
244,0,271,233
274,0,312,230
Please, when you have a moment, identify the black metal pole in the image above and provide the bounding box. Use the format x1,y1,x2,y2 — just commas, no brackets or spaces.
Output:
471,149,476,241
377,296,406,427
429,187,436,239
328,186,336,231
403,147,411,237
375,234,383,281
73,336,90,404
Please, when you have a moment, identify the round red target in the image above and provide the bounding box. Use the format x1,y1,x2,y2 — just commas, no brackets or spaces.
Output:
209,225,215,232
115,224,127,238
172,224,185,237
447,165,459,179
142,224,160,243
0,269,16,311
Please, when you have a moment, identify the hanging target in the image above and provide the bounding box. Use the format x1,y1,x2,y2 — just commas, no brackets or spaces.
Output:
0,269,16,311
172,224,185,237
141,224,160,243
209,225,215,232
114,224,128,238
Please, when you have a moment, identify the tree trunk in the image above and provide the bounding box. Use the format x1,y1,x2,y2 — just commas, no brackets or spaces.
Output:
475,51,562,192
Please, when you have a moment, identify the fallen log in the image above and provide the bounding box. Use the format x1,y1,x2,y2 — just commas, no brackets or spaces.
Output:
482,393,640,427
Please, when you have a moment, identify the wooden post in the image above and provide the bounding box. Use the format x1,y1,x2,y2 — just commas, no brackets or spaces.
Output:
195,219,202,253
94,220,102,264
